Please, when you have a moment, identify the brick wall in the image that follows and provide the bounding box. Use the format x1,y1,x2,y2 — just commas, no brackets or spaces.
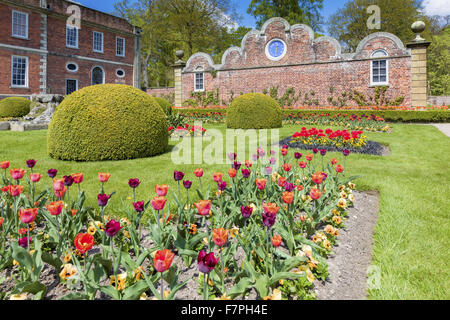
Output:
146,87,175,98
181,18,413,107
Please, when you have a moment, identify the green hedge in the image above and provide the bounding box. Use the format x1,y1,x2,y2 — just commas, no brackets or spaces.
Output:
48,84,169,161
154,97,173,115
0,97,31,118
174,108,450,123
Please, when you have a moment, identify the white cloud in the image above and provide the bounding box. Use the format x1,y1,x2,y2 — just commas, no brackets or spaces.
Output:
422,0,450,16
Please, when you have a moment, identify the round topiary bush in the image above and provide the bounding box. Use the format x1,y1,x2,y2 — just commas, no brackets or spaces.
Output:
226,93,282,129
0,97,31,118
48,84,169,161
154,97,173,115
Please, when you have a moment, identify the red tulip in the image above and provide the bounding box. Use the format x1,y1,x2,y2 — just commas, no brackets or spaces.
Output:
213,172,223,183
282,163,292,172
312,172,324,185
194,200,211,216
212,228,228,247
72,173,84,184
53,179,65,192
0,217,4,228
306,154,313,162
256,178,267,190
46,201,64,216
310,188,322,200
153,249,175,273
282,191,295,204
19,208,38,224
30,173,42,183
0,161,10,169
151,196,167,211
155,184,169,197
98,173,111,183
10,168,26,180
336,165,344,173
8,185,24,197
299,161,307,169
74,233,94,254
194,168,204,178
198,250,219,274
272,235,282,247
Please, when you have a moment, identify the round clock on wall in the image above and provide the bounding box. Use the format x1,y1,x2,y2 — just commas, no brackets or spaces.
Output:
266,39,287,61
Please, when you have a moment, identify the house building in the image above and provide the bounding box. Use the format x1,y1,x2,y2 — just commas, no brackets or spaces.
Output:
0,0,141,99
148,17,430,108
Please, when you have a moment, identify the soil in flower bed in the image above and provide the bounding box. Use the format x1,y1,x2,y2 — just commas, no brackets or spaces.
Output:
0,191,378,300
278,137,390,156
315,191,380,300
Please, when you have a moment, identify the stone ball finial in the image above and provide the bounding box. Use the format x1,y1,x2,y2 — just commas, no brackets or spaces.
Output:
176,50,185,60
411,21,426,42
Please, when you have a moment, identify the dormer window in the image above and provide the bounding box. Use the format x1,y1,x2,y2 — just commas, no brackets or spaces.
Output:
370,50,389,86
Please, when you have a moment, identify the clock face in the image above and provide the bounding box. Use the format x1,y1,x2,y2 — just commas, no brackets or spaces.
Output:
267,39,286,60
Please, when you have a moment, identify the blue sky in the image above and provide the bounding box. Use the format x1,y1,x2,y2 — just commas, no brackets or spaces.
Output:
74,0,350,35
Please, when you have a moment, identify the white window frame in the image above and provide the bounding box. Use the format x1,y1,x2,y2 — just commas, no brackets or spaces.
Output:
93,31,104,53
11,55,29,88
11,10,29,39
370,50,389,86
116,37,125,57
116,69,125,78
66,26,79,49
91,66,105,85
65,79,78,95
66,62,79,73
194,67,205,92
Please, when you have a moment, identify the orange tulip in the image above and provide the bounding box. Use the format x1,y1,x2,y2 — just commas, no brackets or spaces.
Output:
312,172,324,185
0,217,4,228
331,158,338,165
10,168,26,180
53,179,65,192
194,200,211,216
155,184,169,197
213,172,223,183
212,228,229,247
256,178,267,190
194,168,204,178
54,187,67,198
272,235,282,247
153,249,175,273
228,168,237,178
72,173,84,184
282,163,292,172
8,185,24,197
151,196,167,211
46,201,64,216
71,209,78,217
263,202,280,215
282,191,295,204
306,154,313,162
0,161,10,169
310,188,322,200
245,160,253,168
98,173,111,183
336,165,344,173
278,177,287,187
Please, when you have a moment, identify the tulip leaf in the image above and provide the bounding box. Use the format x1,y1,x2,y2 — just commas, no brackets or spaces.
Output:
92,254,113,276
228,277,254,299
11,241,33,272
99,285,121,300
254,275,269,298
269,272,304,286
60,293,90,300
163,265,179,288
14,281,46,300
282,256,307,272
167,279,189,300
122,280,149,300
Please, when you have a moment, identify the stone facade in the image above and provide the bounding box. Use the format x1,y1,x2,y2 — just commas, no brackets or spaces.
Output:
169,17,420,107
0,0,140,98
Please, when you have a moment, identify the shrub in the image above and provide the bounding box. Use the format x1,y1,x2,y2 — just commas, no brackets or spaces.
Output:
154,97,173,115
0,97,31,118
226,93,282,129
48,84,169,161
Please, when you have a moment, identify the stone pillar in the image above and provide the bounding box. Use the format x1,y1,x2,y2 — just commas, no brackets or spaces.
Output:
133,27,142,89
172,50,186,107
407,21,431,108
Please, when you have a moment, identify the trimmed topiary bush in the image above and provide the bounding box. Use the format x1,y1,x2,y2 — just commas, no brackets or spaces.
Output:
48,84,169,161
0,97,31,118
226,93,282,129
154,97,173,115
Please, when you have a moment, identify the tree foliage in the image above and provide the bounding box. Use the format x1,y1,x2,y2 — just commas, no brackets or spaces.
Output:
428,26,450,96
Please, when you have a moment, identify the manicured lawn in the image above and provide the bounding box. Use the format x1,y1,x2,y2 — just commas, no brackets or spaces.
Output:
0,123,449,299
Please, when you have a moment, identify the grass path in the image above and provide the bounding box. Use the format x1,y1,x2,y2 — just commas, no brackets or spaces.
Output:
0,123,449,299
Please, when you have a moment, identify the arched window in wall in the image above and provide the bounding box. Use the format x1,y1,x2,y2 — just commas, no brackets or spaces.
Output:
194,66,205,92
370,50,389,86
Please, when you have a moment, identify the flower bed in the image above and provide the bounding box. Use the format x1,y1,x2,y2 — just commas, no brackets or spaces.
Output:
169,124,207,138
291,128,367,149
0,151,358,300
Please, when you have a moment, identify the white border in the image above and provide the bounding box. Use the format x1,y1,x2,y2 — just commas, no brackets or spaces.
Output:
11,55,29,88
66,61,79,72
91,65,105,85
11,10,29,39
116,68,125,78
65,79,78,95
66,26,79,49
265,38,287,61
93,31,104,53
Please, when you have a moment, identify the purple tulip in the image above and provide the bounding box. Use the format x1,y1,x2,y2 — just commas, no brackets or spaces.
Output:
198,250,219,274
233,161,241,170
262,212,276,229
242,169,251,178
228,153,237,161
64,175,74,187
313,148,319,154
48,169,58,178
282,145,289,150
270,150,276,155
133,201,145,213
128,178,141,189
183,180,192,189
241,206,253,219
284,183,295,192
174,170,185,181
265,166,273,175
343,149,351,157
217,181,227,191
252,154,259,161
105,219,122,237
294,152,303,159
269,157,277,165
98,194,111,207
18,237,32,248
26,159,36,169
257,148,266,157
320,149,327,156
